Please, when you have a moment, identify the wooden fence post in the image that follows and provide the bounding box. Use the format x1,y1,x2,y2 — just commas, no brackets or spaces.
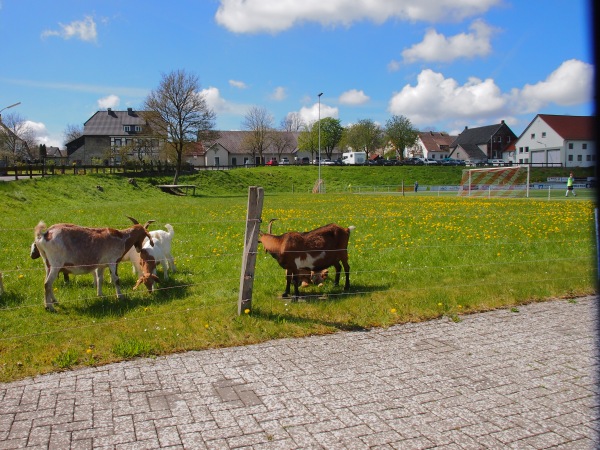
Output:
238,186,264,315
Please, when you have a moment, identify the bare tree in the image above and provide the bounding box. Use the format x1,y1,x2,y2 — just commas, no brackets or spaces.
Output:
280,112,305,132
242,106,274,165
0,112,36,163
63,123,84,145
269,130,295,160
144,69,217,184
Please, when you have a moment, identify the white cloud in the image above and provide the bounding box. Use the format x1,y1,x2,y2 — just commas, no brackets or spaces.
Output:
270,86,287,101
97,94,120,109
297,102,339,124
201,86,249,115
25,121,61,147
402,20,495,63
41,15,98,43
215,0,501,34
339,89,370,105
387,60,401,72
388,69,506,125
229,79,247,89
514,59,594,113
388,59,594,126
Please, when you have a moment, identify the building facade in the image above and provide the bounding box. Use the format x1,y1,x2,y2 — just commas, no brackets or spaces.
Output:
513,114,595,167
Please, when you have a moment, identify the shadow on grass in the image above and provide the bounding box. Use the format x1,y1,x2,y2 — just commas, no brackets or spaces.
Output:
64,279,191,318
253,284,388,332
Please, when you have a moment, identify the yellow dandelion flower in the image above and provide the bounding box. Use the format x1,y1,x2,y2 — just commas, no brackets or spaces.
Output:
390,308,397,314
244,309,250,314
18,274,24,279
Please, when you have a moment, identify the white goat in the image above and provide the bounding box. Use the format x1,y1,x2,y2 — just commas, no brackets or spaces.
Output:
123,224,175,280
33,217,154,311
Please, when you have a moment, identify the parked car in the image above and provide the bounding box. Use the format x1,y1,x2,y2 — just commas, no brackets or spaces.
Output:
265,158,278,166
489,159,507,166
421,158,439,165
280,157,290,165
333,158,344,166
300,157,310,165
403,157,424,166
441,158,465,166
321,159,336,165
465,159,486,167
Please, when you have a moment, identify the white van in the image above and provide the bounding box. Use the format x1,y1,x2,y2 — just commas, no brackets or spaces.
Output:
342,151,367,165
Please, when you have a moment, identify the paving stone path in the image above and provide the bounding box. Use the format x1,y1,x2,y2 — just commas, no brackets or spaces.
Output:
1,296,598,449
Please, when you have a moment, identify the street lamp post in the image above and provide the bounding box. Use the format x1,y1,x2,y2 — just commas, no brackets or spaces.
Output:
0,102,21,121
318,92,323,193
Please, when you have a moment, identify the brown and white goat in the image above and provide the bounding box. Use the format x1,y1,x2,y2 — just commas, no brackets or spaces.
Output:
33,217,155,311
259,219,355,298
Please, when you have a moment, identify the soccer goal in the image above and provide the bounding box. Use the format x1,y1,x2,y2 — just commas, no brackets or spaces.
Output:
458,165,530,198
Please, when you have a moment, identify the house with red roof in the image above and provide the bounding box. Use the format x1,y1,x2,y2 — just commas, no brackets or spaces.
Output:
405,131,457,161
513,114,595,168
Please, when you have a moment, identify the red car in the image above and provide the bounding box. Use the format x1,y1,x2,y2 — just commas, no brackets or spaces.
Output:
266,158,278,166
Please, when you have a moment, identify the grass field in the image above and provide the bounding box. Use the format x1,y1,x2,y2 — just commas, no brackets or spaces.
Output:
0,169,596,382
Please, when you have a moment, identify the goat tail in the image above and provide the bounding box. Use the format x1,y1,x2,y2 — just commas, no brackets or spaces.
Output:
164,224,174,238
348,225,356,234
34,221,47,239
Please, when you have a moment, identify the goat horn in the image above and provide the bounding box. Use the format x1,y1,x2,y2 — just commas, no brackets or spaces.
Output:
267,218,278,234
144,220,156,229
126,216,139,225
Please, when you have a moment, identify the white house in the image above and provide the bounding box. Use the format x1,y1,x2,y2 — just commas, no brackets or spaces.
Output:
514,114,595,168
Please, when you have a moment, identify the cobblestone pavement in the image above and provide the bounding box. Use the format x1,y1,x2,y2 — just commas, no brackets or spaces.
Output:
1,296,598,449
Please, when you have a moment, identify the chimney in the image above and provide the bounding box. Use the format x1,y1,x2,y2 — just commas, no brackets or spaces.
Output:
107,108,112,115
127,108,133,115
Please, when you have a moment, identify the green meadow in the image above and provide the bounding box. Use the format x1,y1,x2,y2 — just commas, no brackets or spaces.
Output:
0,166,596,382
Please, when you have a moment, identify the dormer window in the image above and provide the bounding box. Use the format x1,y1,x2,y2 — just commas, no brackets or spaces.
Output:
135,126,142,132
124,125,131,132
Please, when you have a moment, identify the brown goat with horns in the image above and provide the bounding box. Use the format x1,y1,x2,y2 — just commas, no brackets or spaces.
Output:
259,219,355,298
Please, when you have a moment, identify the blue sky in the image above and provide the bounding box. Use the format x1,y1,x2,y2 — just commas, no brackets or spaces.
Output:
0,0,594,147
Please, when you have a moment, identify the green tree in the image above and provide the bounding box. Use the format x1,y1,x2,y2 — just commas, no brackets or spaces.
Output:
144,69,217,184
384,115,418,160
297,122,317,161
342,119,384,159
316,117,343,159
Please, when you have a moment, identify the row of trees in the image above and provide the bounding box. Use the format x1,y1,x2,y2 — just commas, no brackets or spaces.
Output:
240,106,420,164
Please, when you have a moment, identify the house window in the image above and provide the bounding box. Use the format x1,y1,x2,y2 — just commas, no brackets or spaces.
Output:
124,126,131,132
587,155,592,161
577,155,582,162
214,157,220,166
541,132,546,138
568,143,574,149
525,147,529,153
568,155,573,162
519,147,523,153
530,133,535,139
232,157,237,166
135,126,141,132
114,138,122,147
582,143,587,150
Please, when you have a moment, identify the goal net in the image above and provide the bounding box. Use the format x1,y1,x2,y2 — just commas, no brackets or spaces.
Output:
458,166,530,198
